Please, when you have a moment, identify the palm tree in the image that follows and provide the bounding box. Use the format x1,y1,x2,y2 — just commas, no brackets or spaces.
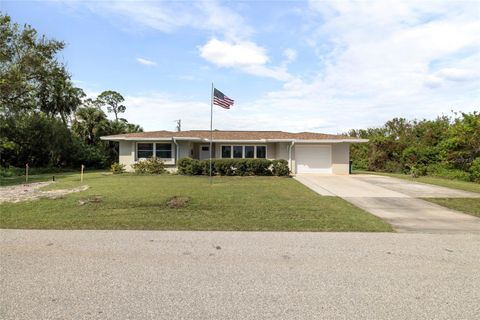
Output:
72,107,108,145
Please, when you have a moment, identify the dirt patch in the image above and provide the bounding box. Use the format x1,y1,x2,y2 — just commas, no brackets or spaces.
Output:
166,196,191,209
78,196,103,206
0,182,89,204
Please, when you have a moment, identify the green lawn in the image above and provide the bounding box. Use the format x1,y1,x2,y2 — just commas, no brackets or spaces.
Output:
0,171,82,186
423,198,480,218
0,173,392,232
355,170,480,193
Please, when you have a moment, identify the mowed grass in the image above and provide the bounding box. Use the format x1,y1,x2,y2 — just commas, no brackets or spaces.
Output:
355,171,480,193
423,198,480,218
0,173,392,232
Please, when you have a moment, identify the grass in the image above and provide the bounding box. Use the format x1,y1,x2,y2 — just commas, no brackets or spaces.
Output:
422,198,480,218
0,172,393,232
354,170,480,194
0,171,84,187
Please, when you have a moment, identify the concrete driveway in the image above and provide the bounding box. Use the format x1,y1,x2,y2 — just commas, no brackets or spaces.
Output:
295,174,480,233
2,229,480,320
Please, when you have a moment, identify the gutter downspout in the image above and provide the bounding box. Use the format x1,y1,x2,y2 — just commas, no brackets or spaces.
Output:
288,140,295,174
173,138,179,165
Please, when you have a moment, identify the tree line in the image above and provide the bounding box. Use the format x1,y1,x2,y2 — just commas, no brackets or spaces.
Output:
347,112,480,182
0,13,142,170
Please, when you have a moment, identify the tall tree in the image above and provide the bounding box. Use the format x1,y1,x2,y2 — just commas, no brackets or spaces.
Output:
72,107,108,145
96,90,126,121
0,14,66,114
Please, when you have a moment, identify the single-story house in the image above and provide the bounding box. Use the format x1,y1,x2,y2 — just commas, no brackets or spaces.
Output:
100,130,368,174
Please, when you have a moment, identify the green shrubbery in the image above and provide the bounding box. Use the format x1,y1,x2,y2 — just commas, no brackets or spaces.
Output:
111,162,126,174
177,158,290,176
349,112,480,182
131,158,166,174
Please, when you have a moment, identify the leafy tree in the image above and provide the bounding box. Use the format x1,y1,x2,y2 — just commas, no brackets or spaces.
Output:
347,111,480,182
72,107,109,145
0,14,71,114
0,14,143,169
96,90,126,121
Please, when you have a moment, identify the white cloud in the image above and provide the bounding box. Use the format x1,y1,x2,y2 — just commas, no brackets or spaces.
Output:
77,0,252,40
244,0,480,131
136,57,157,66
199,38,291,81
199,38,268,67
283,48,297,63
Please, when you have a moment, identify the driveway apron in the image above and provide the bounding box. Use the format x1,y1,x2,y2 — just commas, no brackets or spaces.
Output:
294,174,480,233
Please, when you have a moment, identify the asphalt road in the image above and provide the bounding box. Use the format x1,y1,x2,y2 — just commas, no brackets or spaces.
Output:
1,230,480,319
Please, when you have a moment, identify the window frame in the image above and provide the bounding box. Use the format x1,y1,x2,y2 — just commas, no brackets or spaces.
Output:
220,144,268,159
255,145,267,159
221,145,232,158
136,142,154,159
155,143,173,159
136,142,174,161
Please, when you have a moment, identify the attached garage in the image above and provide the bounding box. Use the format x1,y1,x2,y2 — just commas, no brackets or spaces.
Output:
295,144,332,174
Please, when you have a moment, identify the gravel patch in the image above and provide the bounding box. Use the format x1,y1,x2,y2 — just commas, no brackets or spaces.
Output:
0,182,89,203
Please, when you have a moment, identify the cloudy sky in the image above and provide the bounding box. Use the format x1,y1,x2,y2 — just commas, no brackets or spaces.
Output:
3,0,479,133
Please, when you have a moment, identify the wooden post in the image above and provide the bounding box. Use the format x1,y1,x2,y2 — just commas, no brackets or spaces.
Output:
80,164,84,182
25,163,29,184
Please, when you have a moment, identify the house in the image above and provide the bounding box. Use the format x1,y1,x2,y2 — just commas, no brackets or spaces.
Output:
100,130,368,174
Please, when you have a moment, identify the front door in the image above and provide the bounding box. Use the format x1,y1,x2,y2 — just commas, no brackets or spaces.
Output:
199,145,211,160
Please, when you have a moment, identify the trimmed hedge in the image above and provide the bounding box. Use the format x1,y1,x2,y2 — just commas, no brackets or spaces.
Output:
177,158,290,176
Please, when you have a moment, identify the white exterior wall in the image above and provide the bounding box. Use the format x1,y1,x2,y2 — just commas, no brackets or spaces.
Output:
119,141,136,172
331,143,350,174
177,141,193,159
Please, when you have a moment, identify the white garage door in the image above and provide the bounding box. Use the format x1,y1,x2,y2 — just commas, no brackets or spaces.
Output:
295,144,332,174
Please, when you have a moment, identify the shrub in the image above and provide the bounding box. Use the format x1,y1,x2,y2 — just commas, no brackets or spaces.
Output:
469,157,480,182
131,157,165,174
426,163,472,181
111,162,125,174
383,161,403,173
178,157,290,176
271,159,290,176
177,157,192,175
409,164,427,178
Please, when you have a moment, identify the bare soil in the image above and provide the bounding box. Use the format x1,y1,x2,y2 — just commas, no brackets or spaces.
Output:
0,182,89,204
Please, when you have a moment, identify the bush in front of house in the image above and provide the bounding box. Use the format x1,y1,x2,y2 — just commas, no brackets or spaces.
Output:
177,157,290,176
271,159,290,176
131,158,166,174
111,162,126,174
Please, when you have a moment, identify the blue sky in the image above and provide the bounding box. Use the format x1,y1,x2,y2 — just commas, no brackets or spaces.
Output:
2,0,479,133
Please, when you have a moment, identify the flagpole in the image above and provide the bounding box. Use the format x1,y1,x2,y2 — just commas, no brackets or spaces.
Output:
209,82,214,184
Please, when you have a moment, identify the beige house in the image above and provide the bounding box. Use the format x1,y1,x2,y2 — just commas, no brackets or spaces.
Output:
100,130,367,174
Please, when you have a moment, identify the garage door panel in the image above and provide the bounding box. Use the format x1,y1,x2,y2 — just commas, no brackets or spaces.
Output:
296,145,332,173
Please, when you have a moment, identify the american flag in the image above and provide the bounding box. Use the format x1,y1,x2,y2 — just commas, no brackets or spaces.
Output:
213,88,234,109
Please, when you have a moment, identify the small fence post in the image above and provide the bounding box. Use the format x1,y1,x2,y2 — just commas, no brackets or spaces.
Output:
80,164,84,182
25,163,29,184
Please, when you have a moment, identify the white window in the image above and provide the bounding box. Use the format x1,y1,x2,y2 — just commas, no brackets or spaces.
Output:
256,146,266,158
156,143,172,158
233,146,243,158
221,146,231,158
137,143,153,159
137,142,173,160
220,145,267,159
245,146,255,158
